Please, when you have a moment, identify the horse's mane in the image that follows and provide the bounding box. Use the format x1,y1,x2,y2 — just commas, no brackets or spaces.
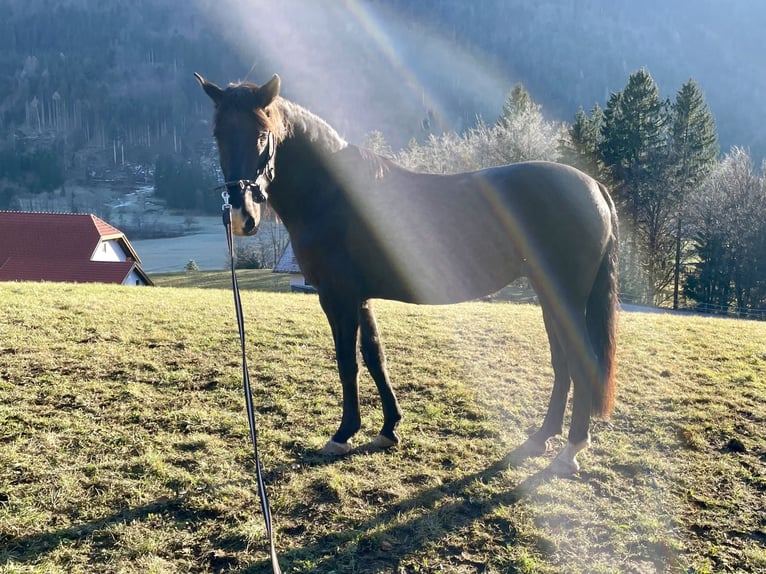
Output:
274,98,348,154
274,97,399,180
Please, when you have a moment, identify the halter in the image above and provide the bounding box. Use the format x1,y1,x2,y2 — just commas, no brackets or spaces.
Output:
214,131,276,204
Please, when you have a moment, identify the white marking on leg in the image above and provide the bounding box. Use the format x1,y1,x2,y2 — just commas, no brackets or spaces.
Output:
520,435,550,456
550,437,590,475
370,434,399,449
321,440,352,455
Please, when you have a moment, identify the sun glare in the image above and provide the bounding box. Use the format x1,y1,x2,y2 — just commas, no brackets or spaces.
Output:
194,0,512,141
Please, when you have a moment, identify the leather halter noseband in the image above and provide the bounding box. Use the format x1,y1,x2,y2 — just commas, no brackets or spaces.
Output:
213,131,276,204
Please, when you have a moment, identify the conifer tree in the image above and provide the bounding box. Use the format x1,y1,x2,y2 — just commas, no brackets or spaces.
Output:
363,130,393,158
491,83,561,164
599,69,669,219
497,84,534,127
668,79,718,308
598,69,671,304
559,103,604,179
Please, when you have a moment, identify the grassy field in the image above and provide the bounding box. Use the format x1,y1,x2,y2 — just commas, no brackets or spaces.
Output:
150,270,538,303
151,270,292,292
1,282,764,573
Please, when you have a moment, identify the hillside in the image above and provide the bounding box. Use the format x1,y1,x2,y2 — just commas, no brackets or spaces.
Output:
0,0,764,213
1,282,765,572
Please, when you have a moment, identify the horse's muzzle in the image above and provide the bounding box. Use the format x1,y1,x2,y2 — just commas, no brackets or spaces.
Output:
231,207,260,236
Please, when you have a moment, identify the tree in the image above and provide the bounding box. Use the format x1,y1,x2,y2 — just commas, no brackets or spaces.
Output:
668,79,718,309
600,69,669,215
497,84,534,128
267,220,290,269
559,103,604,180
686,148,766,316
234,239,266,270
491,84,562,164
598,69,671,304
363,130,393,158
184,259,199,273
0,138,66,209
570,70,722,309
395,84,561,174
154,153,217,213
397,131,479,174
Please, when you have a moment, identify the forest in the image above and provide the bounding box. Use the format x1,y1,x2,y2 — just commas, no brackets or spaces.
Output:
0,0,764,315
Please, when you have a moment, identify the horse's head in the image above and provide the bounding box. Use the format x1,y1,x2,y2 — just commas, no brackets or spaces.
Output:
195,73,281,236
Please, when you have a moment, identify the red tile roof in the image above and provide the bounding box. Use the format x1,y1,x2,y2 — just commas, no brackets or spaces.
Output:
90,216,123,238
0,257,141,284
0,211,151,285
0,211,136,260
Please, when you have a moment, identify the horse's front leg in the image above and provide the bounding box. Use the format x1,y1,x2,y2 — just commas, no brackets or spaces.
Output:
359,300,402,449
319,295,361,455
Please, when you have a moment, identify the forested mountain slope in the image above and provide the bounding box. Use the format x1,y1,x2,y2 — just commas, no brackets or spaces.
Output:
0,0,762,210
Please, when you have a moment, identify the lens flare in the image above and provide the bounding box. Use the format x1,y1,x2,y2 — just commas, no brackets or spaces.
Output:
194,0,511,142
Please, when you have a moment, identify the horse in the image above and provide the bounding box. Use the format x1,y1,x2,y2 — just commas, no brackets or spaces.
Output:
195,73,619,474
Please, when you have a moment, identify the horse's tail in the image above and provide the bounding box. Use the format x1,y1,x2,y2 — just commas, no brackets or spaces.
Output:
587,182,619,418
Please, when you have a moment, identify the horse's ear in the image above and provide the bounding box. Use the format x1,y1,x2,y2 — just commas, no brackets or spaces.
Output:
259,74,281,107
194,72,224,105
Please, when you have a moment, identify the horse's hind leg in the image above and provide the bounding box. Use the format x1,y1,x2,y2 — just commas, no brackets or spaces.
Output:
319,295,362,455
522,307,571,456
548,309,598,474
359,300,402,448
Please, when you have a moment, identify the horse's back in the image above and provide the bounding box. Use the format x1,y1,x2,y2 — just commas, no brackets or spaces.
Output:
477,161,610,219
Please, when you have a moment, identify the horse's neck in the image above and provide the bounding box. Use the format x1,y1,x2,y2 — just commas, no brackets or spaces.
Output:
276,99,347,155
270,99,413,227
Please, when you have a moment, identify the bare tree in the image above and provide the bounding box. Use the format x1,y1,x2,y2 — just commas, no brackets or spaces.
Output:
687,147,766,315
396,83,561,173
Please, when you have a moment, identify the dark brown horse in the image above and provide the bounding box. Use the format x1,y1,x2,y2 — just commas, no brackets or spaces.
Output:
196,73,619,474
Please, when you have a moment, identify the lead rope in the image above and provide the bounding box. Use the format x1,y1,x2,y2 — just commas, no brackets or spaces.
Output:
221,192,282,574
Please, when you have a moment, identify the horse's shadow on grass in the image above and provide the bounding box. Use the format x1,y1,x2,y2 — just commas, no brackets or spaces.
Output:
245,444,560,573
0,446,556,572
0,496,189,565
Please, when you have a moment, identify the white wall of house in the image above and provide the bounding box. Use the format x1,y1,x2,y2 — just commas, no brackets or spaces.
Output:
91,239,127,262
122,268,149,286
289,273,316,292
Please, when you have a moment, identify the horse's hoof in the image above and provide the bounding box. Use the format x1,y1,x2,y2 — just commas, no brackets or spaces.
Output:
520,436,549,457
370,434,399,449
548,455,580,475
321,440,352,456
548,442,585,475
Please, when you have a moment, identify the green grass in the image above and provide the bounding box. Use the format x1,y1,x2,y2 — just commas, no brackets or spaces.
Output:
151,269,291,291
1,282,764,573
149,270,536,303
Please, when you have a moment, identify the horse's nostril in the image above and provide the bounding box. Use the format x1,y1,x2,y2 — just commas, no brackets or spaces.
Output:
243,216,257,235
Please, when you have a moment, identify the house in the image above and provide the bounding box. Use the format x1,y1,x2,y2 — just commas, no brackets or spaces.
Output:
0,211,153,286
273,241,315,292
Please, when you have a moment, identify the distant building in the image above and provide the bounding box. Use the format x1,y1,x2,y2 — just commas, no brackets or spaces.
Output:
0,211,153,286
273,242,315,293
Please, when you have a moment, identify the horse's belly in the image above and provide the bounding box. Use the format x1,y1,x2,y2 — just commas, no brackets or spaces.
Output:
364,237,522,304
